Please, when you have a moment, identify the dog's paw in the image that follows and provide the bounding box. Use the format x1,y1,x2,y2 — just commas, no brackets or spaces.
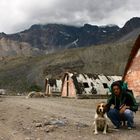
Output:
94,131,98,135
103,131,107,134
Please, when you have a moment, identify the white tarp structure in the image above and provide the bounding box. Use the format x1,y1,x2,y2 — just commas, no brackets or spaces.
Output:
61,72,122,98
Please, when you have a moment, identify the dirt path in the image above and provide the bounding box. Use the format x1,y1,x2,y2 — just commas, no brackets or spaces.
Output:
0,96,140,140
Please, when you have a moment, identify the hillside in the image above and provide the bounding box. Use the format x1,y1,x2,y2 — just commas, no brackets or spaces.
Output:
0,39,135,93
0,17,140,55
0,17,139,93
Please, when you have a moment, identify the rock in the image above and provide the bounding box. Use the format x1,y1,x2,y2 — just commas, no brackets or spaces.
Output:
44,119,66,126
35,123,42,127
25,137,31,140
32,119,40,123
44,125,56,133
43,116,48,119
26,107,31,110
75,122,89,128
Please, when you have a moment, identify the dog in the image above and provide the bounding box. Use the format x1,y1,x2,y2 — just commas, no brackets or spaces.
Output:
26,91,45,99
93,102,108,135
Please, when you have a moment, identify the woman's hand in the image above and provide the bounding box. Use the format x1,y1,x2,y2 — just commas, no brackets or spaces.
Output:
119,104,126,114
119,104,130,114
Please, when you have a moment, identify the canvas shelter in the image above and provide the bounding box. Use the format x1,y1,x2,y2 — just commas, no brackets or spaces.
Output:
123,35,140,97
61,72,122,98
45,78,62,96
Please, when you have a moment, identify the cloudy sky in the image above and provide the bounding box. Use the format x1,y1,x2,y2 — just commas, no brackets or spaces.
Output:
0,0,140,34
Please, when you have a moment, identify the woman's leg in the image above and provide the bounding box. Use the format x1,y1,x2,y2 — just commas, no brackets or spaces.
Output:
123,109,134,128
107,108,121,128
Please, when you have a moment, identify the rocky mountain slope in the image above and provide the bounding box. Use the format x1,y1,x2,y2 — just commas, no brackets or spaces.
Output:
0,38,33,58
0,17,140,55
0,24,119,52
0,17,139,93
0,39,135,93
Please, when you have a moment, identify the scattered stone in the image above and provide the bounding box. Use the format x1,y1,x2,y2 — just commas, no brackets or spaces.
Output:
18,121,23,126
24,127,32,135
35,123,42,127
0,118,5,121
43,116,48,119
12,131,18,135
63,129,67,132
26,107,31,110
75,122,89,128
44,125,56,133
44,119,66,126
25,137,31,140
32,119,40,123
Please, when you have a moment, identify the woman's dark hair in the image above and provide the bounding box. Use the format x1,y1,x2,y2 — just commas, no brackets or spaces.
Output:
111,81,122,90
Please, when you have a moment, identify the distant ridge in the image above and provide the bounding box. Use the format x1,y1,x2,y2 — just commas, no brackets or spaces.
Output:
0,17,140,57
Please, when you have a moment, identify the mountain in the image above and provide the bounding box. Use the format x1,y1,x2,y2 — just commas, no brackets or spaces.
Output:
0,17,140,93
0,33,45,59
119,17,140,36
0,37,43,59
0,17,140,55
0,39,135,93
0,24,120,51
115,17,140,42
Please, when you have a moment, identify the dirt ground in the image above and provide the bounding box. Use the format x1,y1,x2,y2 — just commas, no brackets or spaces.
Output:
0,96,140,140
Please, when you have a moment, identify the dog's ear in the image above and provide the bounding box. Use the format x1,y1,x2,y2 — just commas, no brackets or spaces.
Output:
104,104,110,112
96,105,100,114
103,105,107,113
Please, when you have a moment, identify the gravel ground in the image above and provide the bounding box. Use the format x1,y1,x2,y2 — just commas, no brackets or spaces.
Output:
0,96,140,140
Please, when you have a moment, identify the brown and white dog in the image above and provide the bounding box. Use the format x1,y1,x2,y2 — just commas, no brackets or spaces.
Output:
26,91,45,99
93,102,109,135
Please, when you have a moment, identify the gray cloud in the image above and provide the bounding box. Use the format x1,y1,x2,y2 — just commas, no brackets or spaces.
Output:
0,0,140,34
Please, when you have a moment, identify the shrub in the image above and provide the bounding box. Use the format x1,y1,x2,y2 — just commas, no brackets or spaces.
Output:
29,84,42,92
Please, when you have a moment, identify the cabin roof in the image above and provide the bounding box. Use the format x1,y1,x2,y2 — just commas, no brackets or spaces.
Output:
123,35,140,79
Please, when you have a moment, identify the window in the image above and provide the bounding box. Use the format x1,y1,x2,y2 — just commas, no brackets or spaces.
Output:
83,82,89,88
103,83,108,88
